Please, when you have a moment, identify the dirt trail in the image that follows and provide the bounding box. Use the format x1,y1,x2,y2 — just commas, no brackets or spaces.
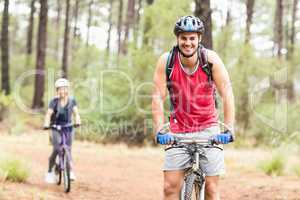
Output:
0,132,299,200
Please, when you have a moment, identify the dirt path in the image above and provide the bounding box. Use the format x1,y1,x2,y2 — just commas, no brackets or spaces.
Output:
0,132,299,200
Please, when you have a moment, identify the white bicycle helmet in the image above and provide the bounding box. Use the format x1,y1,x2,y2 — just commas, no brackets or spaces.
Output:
55,78,70,88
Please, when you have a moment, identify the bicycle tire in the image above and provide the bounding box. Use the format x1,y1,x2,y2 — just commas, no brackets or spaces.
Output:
54,163,61,185
63,152,71,193
181,173,204,200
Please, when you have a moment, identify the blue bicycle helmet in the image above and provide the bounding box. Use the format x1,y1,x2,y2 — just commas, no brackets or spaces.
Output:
174,15,204,36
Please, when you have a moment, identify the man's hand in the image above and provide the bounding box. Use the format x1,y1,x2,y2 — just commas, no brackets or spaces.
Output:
156,132,175,145
213,130,234,144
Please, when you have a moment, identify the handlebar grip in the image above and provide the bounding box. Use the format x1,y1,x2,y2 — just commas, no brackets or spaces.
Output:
211,138,218,145
211,134,234,144
74,124,81,128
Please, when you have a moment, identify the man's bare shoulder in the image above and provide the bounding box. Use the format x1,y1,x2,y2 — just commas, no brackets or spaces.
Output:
160,52,170,63
156,52,171,70
206,49,220,64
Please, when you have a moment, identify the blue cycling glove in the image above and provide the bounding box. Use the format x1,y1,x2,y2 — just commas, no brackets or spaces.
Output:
214,130,234,144
156,132,175,145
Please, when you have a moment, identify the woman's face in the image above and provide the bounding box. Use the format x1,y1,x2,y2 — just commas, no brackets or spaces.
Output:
56,86,69,98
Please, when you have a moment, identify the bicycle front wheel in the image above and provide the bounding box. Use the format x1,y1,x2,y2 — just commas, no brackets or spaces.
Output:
54,163,61,185
181,173,204,200
63,151,71,193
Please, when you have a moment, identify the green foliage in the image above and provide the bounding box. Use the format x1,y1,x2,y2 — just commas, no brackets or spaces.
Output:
0,157,30,183
0,92,13,121
2,0,300,147
215,25,236,65
73,45,157,144
252,102,300,146
143,0,191,51
259,153,285,176
0,92,12,108
220,38,300,146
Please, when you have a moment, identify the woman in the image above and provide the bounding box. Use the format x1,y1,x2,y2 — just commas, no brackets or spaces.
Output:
43,78,81,183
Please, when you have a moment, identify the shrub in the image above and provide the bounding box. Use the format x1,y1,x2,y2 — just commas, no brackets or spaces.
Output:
259,153,285,176
0,158,30,182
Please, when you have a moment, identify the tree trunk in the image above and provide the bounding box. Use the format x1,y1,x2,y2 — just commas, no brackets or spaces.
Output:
134,0,143,46
121,0,135,55
237,86,250,134
26,0,36,55
146,0,153,5
86,0,94,47
238,1,255,131
225,8,231,26
142,0,154,47
289,0,298,57
117,0,123,55
73,0,80,38
1,0,10,95
55,0,62,59
273,0,283,58
62,0,71,78
245,0,255,44
283,2,290,59
194,0,213,49
32,0,48,109
106,0,113,54
286,0,298,102
219,8,231,61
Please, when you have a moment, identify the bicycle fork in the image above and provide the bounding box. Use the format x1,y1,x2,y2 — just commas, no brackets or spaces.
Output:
192,152,200,171
192,151,205,200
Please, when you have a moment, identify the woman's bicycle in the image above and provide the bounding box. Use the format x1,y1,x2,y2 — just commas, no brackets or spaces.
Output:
45,123,78,193
160,122,232,200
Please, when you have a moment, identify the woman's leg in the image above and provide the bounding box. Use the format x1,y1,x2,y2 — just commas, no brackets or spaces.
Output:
48,130,61,172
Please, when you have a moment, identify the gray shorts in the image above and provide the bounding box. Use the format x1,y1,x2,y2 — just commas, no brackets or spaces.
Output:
163,126,225,176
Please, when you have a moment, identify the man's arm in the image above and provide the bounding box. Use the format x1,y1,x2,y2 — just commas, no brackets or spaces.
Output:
152,53,169,134
208,50,235,132
44,108,54,127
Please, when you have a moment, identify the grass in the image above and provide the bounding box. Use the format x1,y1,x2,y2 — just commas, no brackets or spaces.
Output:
0,168,6,182
259,153,285,176
293,165,300,177
0,156,30,183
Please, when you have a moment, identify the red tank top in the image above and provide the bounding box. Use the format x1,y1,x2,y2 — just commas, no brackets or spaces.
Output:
169,52,218,133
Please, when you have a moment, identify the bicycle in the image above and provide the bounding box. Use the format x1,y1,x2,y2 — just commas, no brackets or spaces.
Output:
160,122,232,200
45,123,78,193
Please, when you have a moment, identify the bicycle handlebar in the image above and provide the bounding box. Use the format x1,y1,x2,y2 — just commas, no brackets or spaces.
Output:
172,136,220,146
175,138,214,145
43,123,80,131
158,121,234,145
165,137,223,151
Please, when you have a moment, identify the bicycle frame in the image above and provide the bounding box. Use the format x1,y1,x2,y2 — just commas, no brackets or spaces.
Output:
184,144,206,200
50,123,74,193
58,129,72,172
168,140,222,200
159,122,229,200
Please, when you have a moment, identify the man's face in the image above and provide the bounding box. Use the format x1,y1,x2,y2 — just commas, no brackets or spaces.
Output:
177,32,201,57
56,86,69,98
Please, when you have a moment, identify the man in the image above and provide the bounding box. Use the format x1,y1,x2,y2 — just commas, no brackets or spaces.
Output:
152,16,235,200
